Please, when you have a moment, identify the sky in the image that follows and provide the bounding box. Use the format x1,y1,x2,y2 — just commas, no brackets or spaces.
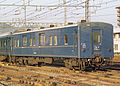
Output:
0,0,119,28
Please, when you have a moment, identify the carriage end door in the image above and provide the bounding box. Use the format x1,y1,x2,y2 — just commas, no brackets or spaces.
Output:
92,29,103,58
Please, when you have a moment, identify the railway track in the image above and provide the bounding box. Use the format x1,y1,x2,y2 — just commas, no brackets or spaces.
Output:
0,62,120,86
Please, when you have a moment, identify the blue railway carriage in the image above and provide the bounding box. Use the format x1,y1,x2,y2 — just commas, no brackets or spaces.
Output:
0,22,113,70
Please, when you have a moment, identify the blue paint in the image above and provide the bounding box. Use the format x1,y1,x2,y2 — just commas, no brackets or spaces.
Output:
0,22,113,59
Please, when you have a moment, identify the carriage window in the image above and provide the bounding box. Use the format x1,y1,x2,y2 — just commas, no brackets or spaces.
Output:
1,41,2,47
14,40,16,47
2,41,3,48
1,41,3,48
49,36,52,45
23,36,27,46
40,34,45,45
54,36,57,45
75,32,77,43
17,40,19,47
3,40,6,48
0,41,1,48
0,41,2,48
93,32,100,43
30,38,32,46
64,34,68,45
33,37,36,46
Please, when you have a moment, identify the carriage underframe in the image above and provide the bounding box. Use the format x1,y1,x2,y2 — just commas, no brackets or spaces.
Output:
0,55,112,70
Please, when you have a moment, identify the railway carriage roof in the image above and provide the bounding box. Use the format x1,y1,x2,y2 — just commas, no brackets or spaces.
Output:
0,22,113,37
12,24,77,35
12,22,113,36
0,32,11,38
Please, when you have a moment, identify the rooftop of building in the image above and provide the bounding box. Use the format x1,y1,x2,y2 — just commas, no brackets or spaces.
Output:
114,27,120,33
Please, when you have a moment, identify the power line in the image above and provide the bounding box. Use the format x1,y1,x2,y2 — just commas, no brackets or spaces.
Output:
94,0,119,6
0,0,86,27
0,0,8,3
28,1,94,23
0,0,118,27
26,1,86,22
26,0,87,23
2,0,34,16
91,14,117,17
95,3,120,11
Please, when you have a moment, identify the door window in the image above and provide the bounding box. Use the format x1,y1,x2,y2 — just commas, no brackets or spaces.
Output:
93,32,100,43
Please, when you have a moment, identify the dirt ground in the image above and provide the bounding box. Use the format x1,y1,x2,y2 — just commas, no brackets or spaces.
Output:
0,56,120,86
113,55,120,62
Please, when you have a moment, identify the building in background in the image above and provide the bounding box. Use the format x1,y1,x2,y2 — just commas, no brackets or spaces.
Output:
116,6,120,27
114,7,120,54
114,28,120,53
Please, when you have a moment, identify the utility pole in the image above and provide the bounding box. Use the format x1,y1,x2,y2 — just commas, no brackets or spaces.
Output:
58,0,60,5
23,0,26,27
85,0,90,22
0,0,100,27
28,0,30,5
63,0,67,25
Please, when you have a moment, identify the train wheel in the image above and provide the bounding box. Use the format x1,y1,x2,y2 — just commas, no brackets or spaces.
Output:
18,59,24,65
9,56,12,63
38,62,45,67
65,63,73,70
26,60,29,65
23,60,28,65
81,62,85,70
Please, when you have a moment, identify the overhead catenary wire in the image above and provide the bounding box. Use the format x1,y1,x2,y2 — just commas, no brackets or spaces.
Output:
1,0,34,16
0,0,119,27
27,6,84,22
0,0,8,3
26,0,86,21
91,13,117,17
0,0,94,23
26,0,119,22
